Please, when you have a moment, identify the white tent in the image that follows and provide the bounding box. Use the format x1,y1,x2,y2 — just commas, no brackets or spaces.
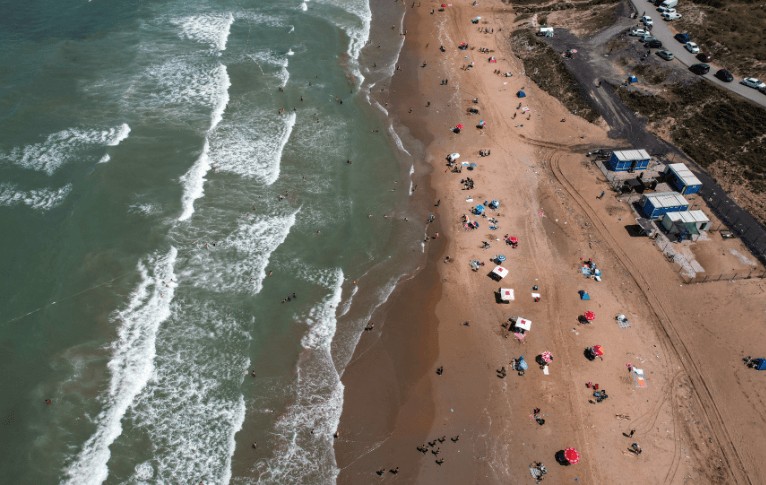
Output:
500,288,515,302
492,266,509,279
447,152,460,162
513,317,532,332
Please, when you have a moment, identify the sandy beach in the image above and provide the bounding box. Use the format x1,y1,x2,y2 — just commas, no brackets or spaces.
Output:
336,1,766,484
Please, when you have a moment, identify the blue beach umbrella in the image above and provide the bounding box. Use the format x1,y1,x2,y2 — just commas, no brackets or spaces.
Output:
517,90,526,98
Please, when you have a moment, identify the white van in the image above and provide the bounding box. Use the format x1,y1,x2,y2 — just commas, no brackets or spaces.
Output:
660,0,678,8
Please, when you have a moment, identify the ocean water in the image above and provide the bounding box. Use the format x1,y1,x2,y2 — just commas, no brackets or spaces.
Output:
0,0,419,483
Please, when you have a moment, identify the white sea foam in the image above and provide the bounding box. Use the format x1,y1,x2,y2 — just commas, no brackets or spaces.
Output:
107,123,132,146
255,269,344,483
0,183,72,211
2,124,131,175
209,64,231,131
62,248,178,485
173,13,234,52
248,51,290,88
388,124,411,156
178,139,211,222
178,64,230,222
210,110,295,185
128,202,160,215
127,301,249,483
146,60,227,111
300,2,308,11
97,154,111,164
182,211,298,294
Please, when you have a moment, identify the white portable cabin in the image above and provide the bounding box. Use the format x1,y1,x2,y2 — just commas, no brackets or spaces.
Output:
538,26,554,37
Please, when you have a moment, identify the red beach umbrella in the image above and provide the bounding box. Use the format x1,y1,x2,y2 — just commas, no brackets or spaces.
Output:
455,123,464,130
584,310,596,321
509,236,519,244
441,3,447,7
592,345,604,357
564,448,580,465
541,351,553,363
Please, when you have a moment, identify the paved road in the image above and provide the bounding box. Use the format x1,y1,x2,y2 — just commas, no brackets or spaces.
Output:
628,0,766,108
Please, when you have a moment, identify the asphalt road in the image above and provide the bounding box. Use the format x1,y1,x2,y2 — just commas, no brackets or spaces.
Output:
629,0,766,108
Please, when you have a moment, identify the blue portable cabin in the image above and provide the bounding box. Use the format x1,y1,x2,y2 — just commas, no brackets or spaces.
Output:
664,163,702,195
639,192,689,219
605,149,651,172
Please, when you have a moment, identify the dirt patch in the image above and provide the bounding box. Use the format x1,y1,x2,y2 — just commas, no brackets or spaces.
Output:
617,82,766,223
509,30,601,122
675,0,766,78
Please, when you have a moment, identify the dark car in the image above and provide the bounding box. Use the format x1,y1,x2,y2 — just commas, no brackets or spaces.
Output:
646,39,663,49
715,69,734,82
690,63,710,75
696,52,712,62
674,32,691,43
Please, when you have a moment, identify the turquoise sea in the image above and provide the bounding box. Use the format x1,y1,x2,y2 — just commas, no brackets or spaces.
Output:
0,0,422,482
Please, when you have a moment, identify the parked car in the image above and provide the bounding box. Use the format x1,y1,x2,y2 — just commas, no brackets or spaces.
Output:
646,39,663,49
696,52,712,62
689,63,710,75
715,69,734,82
641,15,654,26
657,5,676,13
662,12,682,20
656,50,674,60
674,32,691,43
630,28,649,37
639,35,657,43
685,42,700,54
741,77,766,89
759,86,766,95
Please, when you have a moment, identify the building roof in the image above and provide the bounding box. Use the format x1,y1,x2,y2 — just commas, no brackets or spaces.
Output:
665,210,709,224
644,191,689,208
613,149,650,162
666,163,702,187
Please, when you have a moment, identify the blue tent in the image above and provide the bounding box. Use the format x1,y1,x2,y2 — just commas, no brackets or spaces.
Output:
628,75,638,84
517,90,526,98
517,356,528,371
578,290,591,300
489,199,500,209
474,204,485,215
754,358,766,371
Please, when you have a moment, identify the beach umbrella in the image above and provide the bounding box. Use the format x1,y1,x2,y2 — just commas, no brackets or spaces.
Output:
569,49,578,54
509,236,518,244
475,204,485,214
541,351,553,363
495,254,506,263
516,90,526,98
579,290,591,301
517,356,528,371
564,448,580,465
584,310,596,321
592,345,604,357
456,123,464,130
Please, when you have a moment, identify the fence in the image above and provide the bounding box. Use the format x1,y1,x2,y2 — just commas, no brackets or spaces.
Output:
681,270,766,285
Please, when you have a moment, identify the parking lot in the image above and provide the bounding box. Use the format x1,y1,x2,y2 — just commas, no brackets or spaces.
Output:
628,0,766,108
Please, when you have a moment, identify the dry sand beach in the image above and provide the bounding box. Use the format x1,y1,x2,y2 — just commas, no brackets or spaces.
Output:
336,1,766,484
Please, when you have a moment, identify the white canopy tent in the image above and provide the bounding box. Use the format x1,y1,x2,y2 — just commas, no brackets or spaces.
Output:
492,266,509,280
500,288,515,302
513,317,532,332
